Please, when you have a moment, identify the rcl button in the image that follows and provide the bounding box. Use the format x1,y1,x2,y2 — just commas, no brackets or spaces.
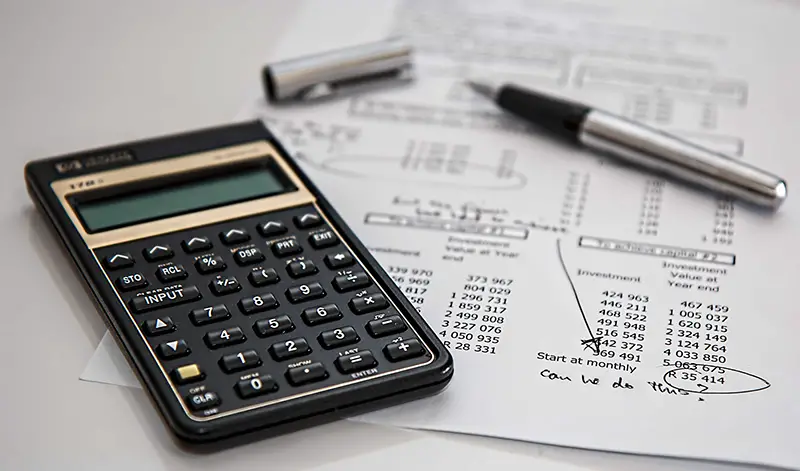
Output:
156,264,188,283
186,391,220,411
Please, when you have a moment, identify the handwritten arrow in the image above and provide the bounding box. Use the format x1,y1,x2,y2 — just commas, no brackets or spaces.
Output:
556,238,602,355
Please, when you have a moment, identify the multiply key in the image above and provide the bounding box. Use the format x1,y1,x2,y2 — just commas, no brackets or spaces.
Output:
348,293,388,314
130,286,201,313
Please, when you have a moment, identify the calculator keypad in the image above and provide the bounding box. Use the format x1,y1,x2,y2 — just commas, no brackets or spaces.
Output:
94,204,432,419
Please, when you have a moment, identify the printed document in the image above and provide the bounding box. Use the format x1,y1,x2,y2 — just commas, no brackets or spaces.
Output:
83,0,800,469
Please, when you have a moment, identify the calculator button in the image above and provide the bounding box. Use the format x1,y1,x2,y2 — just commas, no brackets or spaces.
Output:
301,303,342,326
253,315,295,338
186,391,220,411
294,213,322,229
182,236,212,253
209,275,241,296
318,326,360,349
335,350,377,374
156,264,188,283
142,317,175,336
116,273,148,291
332,271,372,292
248,267,280,286
348,293,388,314
233,247,265,266
104,253,134,270
286,362,328,386
143,244,173,262
269,337,311,361
383,339,425,362
309,230,338,249
236,376,278,399
367,316,407,338
156,339,190,359
239,293,279,314
220,228,250,245
130,286,201,313
324,252,355,269
190,304,231,326
271,237,303,257
220,350,262,373
195,255,226,274
257,220,287,237
287,259,318,278
172,364,204,384
286,282,325,304
204,326,246,349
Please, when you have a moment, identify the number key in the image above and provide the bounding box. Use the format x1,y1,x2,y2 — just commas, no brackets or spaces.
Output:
195,255,226,274
286,282,325,304
269,337,311,361
204,326,245,349
236,375,278,399
239,293,279,314
219,350,261,373
318,326,359,349
253,315,294,338
190,304,231,326
301,303,342,326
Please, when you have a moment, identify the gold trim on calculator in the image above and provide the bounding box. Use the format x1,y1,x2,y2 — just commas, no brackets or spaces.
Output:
51,141,314,249
50,140,435,422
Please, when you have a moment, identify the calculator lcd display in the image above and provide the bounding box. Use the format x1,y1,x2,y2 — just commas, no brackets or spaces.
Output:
74,166,293,233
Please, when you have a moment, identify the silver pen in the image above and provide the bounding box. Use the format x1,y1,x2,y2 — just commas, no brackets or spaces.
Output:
467,80,787,210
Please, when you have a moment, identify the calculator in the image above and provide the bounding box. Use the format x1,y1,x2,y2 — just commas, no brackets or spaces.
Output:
24,121,453,444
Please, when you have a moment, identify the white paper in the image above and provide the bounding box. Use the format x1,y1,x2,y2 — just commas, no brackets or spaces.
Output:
82,0,800,469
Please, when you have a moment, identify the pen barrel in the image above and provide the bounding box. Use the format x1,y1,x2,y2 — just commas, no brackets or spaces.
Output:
578,110,787,209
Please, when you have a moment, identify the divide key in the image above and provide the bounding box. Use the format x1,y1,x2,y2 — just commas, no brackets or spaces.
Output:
130,286,201,313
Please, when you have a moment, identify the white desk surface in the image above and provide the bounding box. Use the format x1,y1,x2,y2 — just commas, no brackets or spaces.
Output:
0,1,777,470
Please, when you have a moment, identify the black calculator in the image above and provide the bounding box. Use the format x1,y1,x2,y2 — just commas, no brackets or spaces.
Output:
24,121,452,444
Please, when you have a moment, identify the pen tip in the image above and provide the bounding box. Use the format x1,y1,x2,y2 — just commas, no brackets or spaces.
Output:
465,79,498,100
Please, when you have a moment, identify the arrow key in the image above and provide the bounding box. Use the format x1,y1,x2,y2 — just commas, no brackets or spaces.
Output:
324,251,354,269
294,213,322,229
257,220,287,237
142,316,175,336
143,244,174,262
220,228,250,245
103,252,134,270
182,236,212,253
156,339,190,359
